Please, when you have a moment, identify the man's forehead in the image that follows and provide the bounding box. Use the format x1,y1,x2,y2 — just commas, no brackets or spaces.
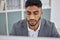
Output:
26,10,39,12
25,6,42,11
26,8,42,12
26,6,40,9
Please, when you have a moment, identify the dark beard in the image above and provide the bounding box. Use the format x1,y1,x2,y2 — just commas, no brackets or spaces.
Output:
27,17,41,26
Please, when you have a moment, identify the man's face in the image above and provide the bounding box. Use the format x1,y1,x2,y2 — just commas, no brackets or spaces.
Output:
25,6,42,26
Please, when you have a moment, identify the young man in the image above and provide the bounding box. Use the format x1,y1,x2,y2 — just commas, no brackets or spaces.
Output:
10,0,59,37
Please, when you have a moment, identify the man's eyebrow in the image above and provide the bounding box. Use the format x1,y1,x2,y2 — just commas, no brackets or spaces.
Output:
26,11,31,13
33,11,39,12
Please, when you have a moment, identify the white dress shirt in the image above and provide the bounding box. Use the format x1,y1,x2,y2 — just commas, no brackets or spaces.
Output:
27,21,41,37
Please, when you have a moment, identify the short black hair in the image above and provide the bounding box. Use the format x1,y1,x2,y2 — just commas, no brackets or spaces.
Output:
25,0,42,8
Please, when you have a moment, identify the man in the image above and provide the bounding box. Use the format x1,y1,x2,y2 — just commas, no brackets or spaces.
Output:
10,0,59,37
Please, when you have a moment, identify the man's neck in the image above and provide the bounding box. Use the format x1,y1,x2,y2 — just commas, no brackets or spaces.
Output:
29,22,40,31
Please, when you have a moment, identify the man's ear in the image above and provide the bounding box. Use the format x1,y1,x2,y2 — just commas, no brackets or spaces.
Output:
40,12,43,17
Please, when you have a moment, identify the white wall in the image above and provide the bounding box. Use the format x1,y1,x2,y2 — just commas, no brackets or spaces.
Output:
51,0,60,34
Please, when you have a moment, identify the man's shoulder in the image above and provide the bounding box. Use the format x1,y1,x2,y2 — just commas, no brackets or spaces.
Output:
17,19,26,24
13,19,26,26
41,18,54,24
41,18,54,28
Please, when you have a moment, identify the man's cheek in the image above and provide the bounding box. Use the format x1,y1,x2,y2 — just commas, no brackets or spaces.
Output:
27,17,29,20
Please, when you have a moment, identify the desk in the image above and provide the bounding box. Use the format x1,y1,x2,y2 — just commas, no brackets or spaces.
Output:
0,36,60,40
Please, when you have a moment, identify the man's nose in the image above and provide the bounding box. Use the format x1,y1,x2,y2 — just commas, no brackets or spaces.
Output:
30,15,35,19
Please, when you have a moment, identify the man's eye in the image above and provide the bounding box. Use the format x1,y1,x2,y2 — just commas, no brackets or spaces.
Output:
34,12,38,15
27,12,31,15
